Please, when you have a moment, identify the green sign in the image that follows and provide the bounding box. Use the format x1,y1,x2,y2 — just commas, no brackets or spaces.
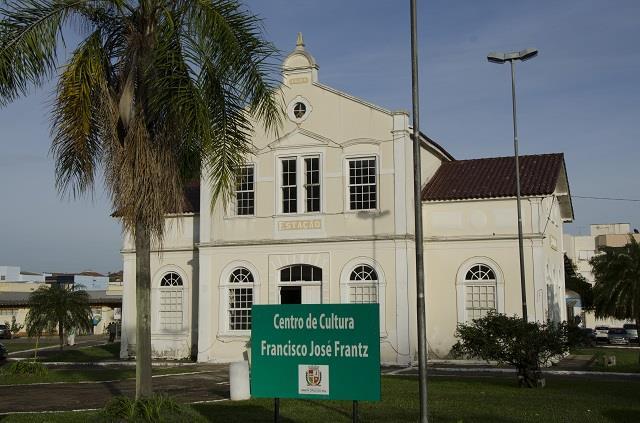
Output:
251,304,381,401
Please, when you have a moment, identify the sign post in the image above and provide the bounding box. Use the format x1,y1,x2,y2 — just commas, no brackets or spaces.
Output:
251,304,381,420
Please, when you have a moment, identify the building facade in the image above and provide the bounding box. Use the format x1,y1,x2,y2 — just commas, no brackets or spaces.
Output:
119,35,574,363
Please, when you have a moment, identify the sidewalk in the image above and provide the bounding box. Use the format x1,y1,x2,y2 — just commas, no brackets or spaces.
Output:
0,365,229,414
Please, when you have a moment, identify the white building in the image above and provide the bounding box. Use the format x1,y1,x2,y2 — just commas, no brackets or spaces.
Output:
0,266,46,283
46,271,110,291
119,35,574,364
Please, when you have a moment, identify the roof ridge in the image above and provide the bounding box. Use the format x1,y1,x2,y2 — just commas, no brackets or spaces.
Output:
445,152,563,164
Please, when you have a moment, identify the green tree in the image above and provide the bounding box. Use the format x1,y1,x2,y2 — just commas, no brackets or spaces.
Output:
564,254,594,312
0,0,281,398
590,235,640,362
25,284,93,351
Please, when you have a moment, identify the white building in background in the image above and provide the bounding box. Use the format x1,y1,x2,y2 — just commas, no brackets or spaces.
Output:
46,271,109,291
119,35,574,363
0,266,46,283
564,223,640,328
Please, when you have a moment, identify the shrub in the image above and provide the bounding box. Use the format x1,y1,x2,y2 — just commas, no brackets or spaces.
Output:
2,360,48,376
99,394,206,423
4,316,24,337
451,313,572,388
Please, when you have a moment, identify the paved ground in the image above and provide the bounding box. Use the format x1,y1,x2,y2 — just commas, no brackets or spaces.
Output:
383,364,640,381
0,364,229,414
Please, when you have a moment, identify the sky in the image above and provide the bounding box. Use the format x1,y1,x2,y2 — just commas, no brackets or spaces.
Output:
1,0,639,273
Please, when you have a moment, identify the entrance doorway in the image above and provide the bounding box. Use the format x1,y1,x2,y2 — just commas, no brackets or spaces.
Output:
280,286,302,304
279,264,322,304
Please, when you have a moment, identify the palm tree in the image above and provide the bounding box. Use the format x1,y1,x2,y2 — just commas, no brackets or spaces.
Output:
590,235,640,362
25,284,93,351
0,1,281,397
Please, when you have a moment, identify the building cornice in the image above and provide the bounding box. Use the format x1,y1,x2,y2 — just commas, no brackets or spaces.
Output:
197,234,415,248
424,233,545,243
121,246,198,255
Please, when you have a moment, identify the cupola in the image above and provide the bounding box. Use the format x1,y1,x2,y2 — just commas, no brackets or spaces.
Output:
282,33,318,85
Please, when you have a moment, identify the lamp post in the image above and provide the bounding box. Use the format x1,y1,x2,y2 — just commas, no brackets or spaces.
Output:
487,48,538,321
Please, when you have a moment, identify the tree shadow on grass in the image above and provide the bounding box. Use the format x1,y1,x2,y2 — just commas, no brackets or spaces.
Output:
192,403,296,423
602,408,640,422
41,342,120,362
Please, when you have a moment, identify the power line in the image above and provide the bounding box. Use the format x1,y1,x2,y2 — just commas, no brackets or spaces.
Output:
573,195,640,202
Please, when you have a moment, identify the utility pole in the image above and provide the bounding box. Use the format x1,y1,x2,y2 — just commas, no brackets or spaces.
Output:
410,0,429,421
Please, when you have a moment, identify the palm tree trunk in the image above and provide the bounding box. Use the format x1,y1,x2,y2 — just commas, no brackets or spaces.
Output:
135,221,153,398
58,321,64,350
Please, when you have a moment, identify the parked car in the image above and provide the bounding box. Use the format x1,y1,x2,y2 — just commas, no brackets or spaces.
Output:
607,328,630,345
595,325,609,343
0,324,11,340
623,323,638,343
0,343,7,361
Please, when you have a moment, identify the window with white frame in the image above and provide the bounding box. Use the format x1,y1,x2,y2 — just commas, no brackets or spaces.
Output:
304,157,320,212
235,165,255,216
227,268,254,331
348,157,377,210
281,158,297,213
348,265,378,303
464,264,497,320
280,156,322,214
159,272,183,331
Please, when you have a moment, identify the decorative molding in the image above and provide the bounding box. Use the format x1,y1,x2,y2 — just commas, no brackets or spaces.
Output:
424,234,545,243
262,127,340,152
197,234,415,248
341,137,390,147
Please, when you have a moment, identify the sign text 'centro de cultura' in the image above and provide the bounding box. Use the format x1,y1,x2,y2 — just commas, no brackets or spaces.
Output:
251,304,381,401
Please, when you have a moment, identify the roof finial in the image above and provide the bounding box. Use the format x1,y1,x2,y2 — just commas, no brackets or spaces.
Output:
296,32,305,50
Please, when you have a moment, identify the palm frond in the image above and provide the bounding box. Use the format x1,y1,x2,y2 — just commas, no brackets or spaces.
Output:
0,0,84,105
50,28,112,197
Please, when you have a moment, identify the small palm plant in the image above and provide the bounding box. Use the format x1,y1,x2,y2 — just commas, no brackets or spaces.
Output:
590,235,640,363
25,284,93,351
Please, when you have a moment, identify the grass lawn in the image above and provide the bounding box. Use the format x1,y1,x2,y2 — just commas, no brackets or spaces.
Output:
0,365,193,386
574,346,640,373
39,342,121,362
3,342,59,354
1,375,639,422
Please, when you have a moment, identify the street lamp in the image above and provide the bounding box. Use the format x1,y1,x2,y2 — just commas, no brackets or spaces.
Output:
487,48,538,321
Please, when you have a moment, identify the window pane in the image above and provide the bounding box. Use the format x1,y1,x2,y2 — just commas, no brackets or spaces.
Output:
465,284,496,321
304,157,320,212
280,265,322,282
235,165,255,216
282,158,297,214
348,158,377,210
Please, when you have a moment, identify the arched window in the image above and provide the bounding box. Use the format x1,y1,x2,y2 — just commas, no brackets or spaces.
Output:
280,264,322,282
228,268,254,331
463,264,497,320
348,265,378,303
159,272,184,330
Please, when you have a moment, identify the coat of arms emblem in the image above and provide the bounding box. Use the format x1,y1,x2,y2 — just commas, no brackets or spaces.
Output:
305,366,322,386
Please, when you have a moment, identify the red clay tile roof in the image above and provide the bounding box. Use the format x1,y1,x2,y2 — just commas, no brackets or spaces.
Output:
422,153,565,201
